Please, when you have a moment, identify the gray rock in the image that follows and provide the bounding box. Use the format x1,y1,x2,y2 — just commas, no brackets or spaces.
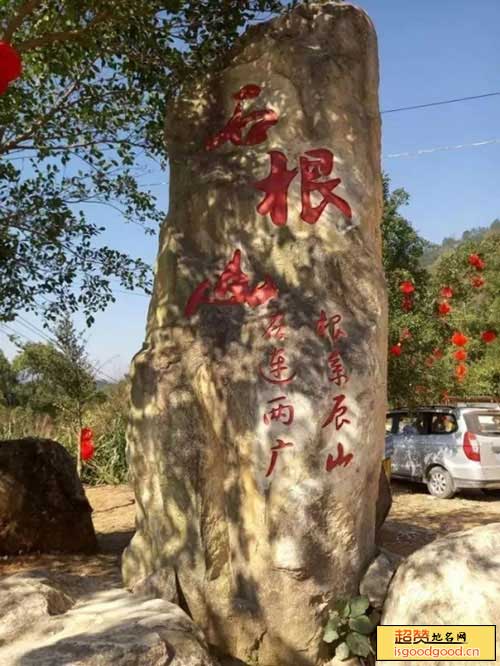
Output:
0,438,97,554
359,549,401,610
0,576,218,666
0,573,74,646
379,523,500,666
123,3,385,665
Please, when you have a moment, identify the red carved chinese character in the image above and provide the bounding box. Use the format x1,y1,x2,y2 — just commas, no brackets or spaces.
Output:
322,394,351,430
327,351,349,386
325,442,353,472
265,438,294,477
206,84,279,151
254,151,298,226
263,396,294,426
254,149,352,226
184,249,279,317
259,347,296,385
263,313,286,340
315,311,347,342
300,149,352,224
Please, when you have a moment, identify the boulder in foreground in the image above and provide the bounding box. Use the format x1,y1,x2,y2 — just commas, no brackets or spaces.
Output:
0,437,97,554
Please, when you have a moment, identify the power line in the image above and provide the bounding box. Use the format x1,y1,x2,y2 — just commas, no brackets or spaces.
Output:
384,137,500,159
381,91,500,114
1,319,118,384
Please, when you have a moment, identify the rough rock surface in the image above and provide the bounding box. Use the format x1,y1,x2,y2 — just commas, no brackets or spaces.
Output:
0,572,74,646
375,466,392,532
0,438,97,554
123,3,385,666
0,574,218,666
359,548,400,610
379,523,500,666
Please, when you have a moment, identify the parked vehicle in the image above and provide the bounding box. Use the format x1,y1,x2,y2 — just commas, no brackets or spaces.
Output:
385,402,500,498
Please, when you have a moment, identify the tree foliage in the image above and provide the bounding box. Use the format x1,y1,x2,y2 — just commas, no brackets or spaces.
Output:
9,315,101,420
0,0,285,324
383,175,500,406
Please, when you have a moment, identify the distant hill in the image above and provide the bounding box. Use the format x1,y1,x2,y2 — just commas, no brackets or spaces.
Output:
421,219,500,268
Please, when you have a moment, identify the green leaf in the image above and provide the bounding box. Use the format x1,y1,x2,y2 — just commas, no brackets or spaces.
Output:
349,595,370,617
327,610,341,627
349,616,375,635
346,632,373,657
323,624,339,644
341,601,351,618
335,642,351,661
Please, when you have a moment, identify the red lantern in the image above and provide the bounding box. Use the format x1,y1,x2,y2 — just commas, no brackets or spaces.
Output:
454,349,468,362
482,330,497,344
455,364,467,382
80,427,95,462
451,332,468,347
438,301,452,315
440,286,453,299
399,281,415,294
390,344,402,357
471,275,485,289
0,42,22,93
468,253,485,270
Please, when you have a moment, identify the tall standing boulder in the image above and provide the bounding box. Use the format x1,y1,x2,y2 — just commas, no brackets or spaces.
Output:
123,3,386,665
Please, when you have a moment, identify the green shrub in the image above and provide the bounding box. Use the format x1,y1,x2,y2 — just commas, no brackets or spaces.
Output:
323,595,380,661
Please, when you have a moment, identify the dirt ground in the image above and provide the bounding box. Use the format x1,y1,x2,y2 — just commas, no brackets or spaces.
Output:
1,481,499,599
378,479,500,556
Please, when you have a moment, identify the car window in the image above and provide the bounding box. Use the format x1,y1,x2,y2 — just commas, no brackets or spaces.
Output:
465,411,500,436
395,413,426,435
430,412,457,435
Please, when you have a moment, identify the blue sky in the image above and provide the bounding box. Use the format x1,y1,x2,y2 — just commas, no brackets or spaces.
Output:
2,0,499,378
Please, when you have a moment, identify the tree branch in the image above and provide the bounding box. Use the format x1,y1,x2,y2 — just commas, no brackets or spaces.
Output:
15,11,110,52
0,80,80,154
2,0,44,42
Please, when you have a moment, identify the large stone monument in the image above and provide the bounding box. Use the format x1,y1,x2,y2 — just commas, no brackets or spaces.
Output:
123,3,386,665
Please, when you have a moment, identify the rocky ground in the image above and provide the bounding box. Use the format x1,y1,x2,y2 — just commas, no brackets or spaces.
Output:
1,481,499,602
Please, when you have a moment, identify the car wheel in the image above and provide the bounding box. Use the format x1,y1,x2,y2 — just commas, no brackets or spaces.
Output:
426,466,455,499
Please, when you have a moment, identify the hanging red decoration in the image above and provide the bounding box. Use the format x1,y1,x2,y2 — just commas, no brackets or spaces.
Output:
425,356,434,367
399,281,415,294
482,330,497,343
401,295,413,312
455,364,467,382
80,427,95,462
0,42,22,94
471,275,485,289
433,348,444,359
468,254,485,270
454,349,468,362
438,301,452,315
390,344,403,357
440,286,454,299
451,332,468,347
